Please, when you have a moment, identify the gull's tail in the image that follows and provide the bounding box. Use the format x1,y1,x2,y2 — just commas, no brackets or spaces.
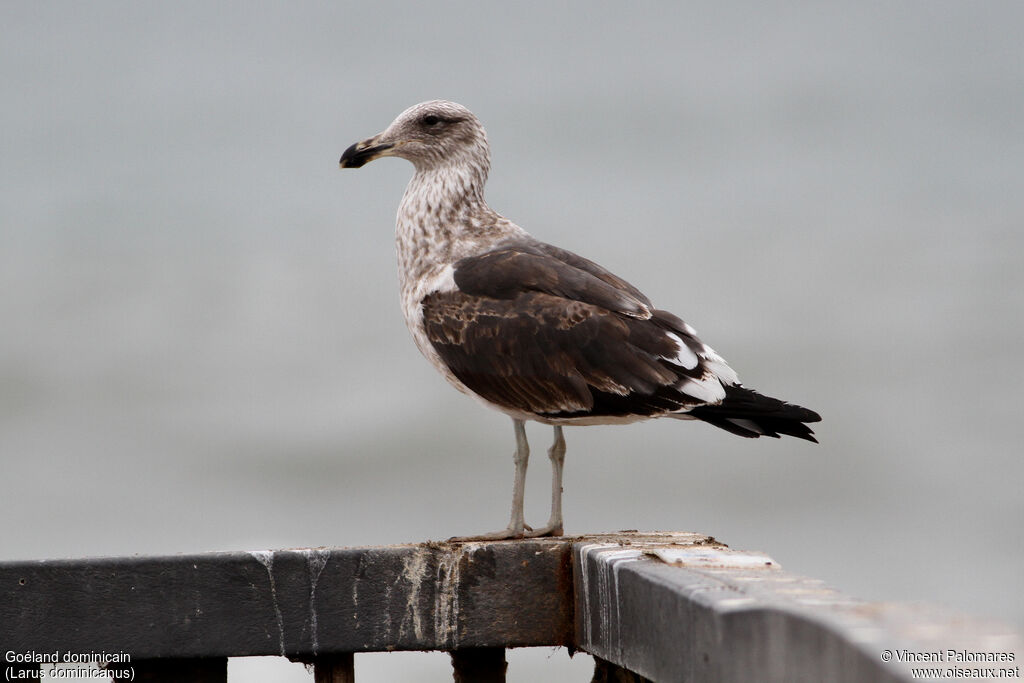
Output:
686,385,821,442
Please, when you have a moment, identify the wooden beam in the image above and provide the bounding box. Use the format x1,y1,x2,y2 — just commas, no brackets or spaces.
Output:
0,539,573,657
450,647,507,682
2,532,1020,683
591,656,653,683
313,653,354,683
573,533,1023,683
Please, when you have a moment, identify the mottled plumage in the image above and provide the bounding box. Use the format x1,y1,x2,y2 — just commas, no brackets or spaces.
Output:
340,100,821,539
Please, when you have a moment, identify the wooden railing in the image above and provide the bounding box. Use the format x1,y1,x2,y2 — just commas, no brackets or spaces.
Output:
2,532,1020,681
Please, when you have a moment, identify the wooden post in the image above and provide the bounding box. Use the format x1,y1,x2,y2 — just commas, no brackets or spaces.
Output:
0,540,573,657
591,656,653,683
450,647,507,682
314,653,355,683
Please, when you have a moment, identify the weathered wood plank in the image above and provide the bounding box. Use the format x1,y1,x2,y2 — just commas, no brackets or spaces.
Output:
450,647,507,683
313,653,354,683
591,656,653,683
573,533,1023,683
2,532,1019,683
0,540,573,657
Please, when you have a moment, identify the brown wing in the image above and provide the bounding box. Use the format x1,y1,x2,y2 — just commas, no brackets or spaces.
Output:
421,288,709,419
426,242,820,437
452,242,652,319
527,241,652,310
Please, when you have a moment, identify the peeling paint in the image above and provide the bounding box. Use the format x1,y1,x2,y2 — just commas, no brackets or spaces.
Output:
248,550,285,656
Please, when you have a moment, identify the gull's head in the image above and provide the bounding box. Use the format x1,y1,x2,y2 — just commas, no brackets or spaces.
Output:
339,100,490,174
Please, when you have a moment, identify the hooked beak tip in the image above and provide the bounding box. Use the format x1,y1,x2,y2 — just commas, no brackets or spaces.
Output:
339,140,394,168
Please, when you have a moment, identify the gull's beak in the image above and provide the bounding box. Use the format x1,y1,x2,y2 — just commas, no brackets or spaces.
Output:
339,135,395,169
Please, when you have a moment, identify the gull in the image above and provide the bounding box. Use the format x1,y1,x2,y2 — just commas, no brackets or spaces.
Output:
339,100,820,540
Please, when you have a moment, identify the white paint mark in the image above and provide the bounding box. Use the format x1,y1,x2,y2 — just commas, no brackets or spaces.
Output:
579,544,595,646
577,543,642,653
609,551,642,659
382,583,393,637
716,597,759,610
399,548,431,642
433,548,462,649
352,553,362,634
648,547,779,569
248,550,286,656
395,545,469,649
303,548,331,655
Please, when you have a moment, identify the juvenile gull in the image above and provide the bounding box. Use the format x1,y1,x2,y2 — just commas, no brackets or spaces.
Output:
339,100,821,540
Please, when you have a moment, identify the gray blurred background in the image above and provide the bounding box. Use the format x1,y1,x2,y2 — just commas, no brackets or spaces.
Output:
2,2,1022,680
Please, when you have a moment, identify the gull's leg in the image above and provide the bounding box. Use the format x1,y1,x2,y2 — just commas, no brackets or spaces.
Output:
524,425,565,538
506,418,530,533
450,419,530,541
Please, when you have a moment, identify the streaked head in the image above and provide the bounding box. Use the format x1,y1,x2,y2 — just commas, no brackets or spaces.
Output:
339,100,490,174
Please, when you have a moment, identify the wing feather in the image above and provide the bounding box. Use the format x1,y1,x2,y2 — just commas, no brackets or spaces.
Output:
453,242,652,319
419,242,818,439
422,289,716,419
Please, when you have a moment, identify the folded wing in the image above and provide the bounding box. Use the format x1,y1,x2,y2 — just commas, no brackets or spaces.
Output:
422,242,740,421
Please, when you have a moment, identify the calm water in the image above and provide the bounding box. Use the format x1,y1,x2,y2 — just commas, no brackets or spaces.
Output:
3,3,1022,680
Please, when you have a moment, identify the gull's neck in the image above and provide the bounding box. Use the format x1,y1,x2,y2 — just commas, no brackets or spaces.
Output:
399,159,489,228
396,158,524,292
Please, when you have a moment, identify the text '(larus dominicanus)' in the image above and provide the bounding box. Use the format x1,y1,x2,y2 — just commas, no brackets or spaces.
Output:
339,100,821,540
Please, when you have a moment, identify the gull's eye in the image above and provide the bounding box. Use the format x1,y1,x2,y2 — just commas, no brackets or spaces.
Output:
422,115,441,126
